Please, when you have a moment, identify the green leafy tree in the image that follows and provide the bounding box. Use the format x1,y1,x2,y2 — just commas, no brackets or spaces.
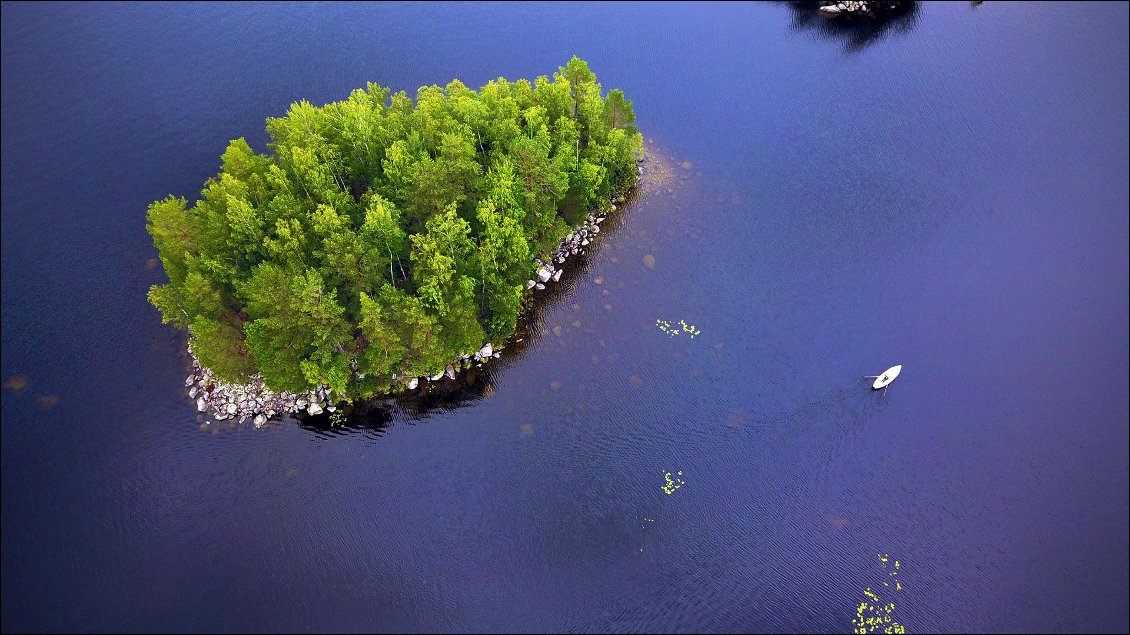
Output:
147,59,642,399
603,89,638,135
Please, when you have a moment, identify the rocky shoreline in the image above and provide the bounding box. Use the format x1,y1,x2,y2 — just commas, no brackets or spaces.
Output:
189,159,646,426
185,356,333,427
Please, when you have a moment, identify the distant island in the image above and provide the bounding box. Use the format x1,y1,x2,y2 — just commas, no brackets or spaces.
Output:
147,57,643,422
813,1,913,18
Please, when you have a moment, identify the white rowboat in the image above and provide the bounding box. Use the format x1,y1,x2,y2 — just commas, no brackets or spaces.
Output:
868,365,902,390
863,363,899,393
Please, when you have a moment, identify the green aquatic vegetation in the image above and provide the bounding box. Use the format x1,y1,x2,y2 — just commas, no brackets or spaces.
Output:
661,470,685,494
656,319,700,338
854,553,906,634
147,58,642,399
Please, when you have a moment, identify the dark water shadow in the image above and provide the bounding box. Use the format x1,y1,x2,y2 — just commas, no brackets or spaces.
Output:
294,370,496,437
782,1,920,53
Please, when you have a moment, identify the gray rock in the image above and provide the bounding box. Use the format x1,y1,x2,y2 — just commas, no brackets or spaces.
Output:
186,375,195,386
527,279,537,289
537,267,553,283
188,386,198,398
307,402,323,416
407,377,419,390
535,283,545,290
226,403,238,415
197,397,208,412
445,364,456,380
552,269,563,282
478,343,493,358
253,414,267,428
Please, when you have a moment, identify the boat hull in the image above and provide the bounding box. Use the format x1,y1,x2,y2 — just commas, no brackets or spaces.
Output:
872,365,902,389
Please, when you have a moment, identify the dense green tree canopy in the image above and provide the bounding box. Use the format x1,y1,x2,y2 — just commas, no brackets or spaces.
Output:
148,58,642,399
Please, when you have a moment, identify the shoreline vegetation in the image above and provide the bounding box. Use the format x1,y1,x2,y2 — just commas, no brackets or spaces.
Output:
148,58,644,424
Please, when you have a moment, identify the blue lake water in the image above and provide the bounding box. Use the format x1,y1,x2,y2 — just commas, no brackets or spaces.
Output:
2,2,1127,632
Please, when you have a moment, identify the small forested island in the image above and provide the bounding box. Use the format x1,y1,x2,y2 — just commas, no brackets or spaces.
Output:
147,57,642,422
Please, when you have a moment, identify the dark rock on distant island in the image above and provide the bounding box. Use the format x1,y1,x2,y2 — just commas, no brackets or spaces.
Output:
816,1,914,19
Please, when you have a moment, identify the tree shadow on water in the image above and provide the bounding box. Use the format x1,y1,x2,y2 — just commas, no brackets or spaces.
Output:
783,1,921,53
294,368,499,438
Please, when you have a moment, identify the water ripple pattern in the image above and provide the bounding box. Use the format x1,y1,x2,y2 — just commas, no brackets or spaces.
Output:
2,2,1127,633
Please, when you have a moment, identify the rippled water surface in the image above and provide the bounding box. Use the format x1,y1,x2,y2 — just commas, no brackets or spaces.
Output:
3,2,1127,632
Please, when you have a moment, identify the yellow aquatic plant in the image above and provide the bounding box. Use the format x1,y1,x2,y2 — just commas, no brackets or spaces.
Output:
853,553,906,634
661,470,684,494
656,319,700,338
